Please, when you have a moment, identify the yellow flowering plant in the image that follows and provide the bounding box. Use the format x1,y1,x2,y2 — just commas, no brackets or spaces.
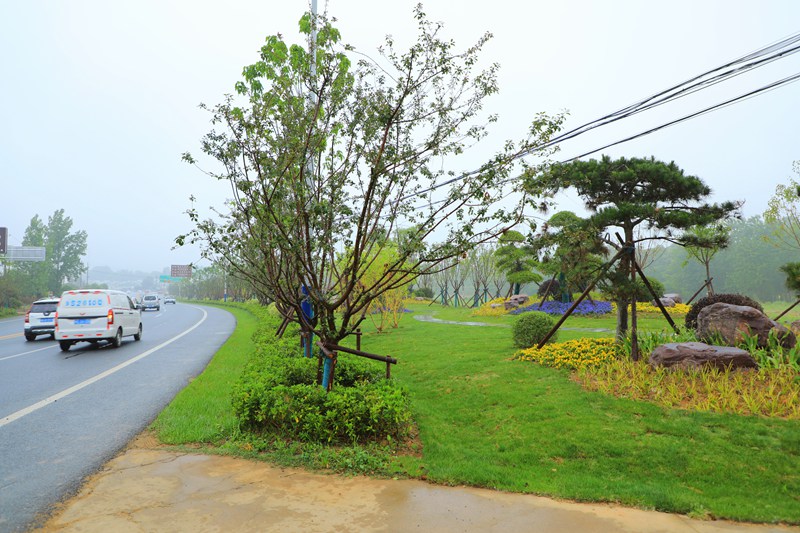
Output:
515,337,623,371
611,302,691,315
471,297,509,317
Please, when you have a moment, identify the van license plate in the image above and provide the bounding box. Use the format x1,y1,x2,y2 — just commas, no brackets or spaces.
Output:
40,318,53,323
74,319,91,325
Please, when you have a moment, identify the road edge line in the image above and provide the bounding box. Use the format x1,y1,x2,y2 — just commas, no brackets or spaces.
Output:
0,307,208,429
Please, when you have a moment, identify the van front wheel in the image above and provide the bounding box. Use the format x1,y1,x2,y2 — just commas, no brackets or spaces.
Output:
133,324,142,341
111,328,123,348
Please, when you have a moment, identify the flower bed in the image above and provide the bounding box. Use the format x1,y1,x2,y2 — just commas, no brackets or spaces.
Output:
516,338,623,370
471,297,509,317
612,301,691,315
510,300,613,316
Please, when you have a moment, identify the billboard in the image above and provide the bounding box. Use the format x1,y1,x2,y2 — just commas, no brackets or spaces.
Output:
170,264,192,278
4,246,46,262
0,227,6,254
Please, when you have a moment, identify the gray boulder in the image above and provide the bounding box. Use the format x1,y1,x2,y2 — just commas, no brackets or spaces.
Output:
663,293,682,304
652,297,676,308
649,342,757,370
697,303,795,349
504,294,530,310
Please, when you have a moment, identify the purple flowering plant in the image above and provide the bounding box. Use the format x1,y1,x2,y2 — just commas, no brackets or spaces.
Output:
510,300,613,316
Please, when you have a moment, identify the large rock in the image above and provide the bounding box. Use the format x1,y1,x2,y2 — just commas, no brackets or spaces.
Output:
652,297,676,308
663,293,682,304
504,294,530,310
697,303,795,348
649,342,757,370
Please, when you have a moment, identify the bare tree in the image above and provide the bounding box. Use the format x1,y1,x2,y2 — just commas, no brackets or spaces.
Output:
467,244,496,306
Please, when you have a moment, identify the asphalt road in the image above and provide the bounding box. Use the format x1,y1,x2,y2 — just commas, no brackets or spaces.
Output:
0,303,235,532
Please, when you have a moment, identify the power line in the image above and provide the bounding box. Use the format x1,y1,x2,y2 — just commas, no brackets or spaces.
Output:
564,70,800,161
531,36,800,155
396,31,800,202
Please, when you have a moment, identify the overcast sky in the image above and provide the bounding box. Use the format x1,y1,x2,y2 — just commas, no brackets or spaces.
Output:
1,1,798,272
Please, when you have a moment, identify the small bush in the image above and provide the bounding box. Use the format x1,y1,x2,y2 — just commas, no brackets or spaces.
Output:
685,293,764,330
537,278,560,299
233,379,412,444
232,319,412,445
412,286,434,298
634,277,665,302
512,311,556,348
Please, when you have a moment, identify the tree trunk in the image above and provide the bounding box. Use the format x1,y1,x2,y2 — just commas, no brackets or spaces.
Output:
615,228,635,342
705,262,714,296
629,250,639,361
615,299,628,340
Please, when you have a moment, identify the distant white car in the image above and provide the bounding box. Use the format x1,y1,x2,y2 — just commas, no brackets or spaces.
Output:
140,294,161,311
164,296,176,305
55,289,142,351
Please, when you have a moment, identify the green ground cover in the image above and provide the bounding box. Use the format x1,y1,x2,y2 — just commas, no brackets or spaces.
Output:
0,308,19,319
152,301,256,443
153,300,800,524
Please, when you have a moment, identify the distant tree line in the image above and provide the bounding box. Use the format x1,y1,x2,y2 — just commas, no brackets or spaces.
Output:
0,209,88,307
645,216,797,302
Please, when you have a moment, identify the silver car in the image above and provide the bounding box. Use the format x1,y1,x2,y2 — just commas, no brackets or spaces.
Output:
140,294,161,311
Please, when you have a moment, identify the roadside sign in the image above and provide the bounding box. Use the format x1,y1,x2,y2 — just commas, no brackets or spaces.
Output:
0,227,6,254
170,264,192,278
159,275,183,283
4,246,46,262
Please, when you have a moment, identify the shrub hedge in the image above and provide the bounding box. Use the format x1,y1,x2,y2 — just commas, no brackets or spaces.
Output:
232,319,413,445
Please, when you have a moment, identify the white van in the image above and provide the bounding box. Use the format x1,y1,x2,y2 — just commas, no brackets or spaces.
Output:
55,289,142,352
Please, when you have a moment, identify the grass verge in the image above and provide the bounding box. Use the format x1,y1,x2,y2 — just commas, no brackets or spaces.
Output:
150,301,257,444
152,301,800,524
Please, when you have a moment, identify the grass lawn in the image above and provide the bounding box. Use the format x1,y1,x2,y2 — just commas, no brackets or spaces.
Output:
153,300,800,524
151,301,257,443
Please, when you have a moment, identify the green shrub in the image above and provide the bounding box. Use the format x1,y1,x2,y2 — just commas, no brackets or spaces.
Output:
634,277,664,302
599,275,664,303
413,286,434,298
232,316,412,445
233,378,412,444
537,278,560,299
512,311,556,348
685,293,764,330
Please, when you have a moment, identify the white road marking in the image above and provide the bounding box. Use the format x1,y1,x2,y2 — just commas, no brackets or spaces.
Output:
0,344,57,361
0,307,208,429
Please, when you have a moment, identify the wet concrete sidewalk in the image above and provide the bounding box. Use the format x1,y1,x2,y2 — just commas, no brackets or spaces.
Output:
36,435,798,532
